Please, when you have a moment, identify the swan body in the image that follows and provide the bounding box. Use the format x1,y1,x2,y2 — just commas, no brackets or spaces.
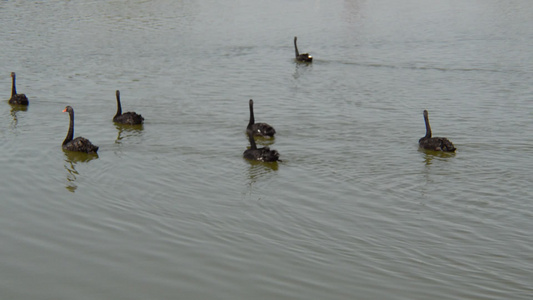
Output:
247,99,276,138
113,90,144,125
62,106,99,153
294,36,313,62
243,132,280,162
418,110,456,152
8,72,29,105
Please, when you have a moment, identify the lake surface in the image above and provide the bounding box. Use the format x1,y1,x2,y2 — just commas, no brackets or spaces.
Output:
1,0,532,299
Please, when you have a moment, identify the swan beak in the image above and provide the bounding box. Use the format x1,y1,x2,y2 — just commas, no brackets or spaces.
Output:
62,108,67,112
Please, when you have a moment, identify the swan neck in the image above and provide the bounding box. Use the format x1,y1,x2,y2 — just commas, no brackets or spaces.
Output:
63,110,74,145
424,113,432,138
11,74,17,97
115,92,122,118
294,38,300,57
248,101,255,127
248,132,257,150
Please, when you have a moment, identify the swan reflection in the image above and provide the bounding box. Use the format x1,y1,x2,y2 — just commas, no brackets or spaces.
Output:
245,159,279,183
419,148,456,166
243,160,280,202
115,123,144,144
63,151,98,192
9,105,28,128
292,60,313,80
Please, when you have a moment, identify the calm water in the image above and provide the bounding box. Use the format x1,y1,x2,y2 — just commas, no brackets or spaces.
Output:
1,0,532,299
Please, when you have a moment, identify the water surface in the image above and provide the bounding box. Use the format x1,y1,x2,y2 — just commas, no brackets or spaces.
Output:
1,1,532,299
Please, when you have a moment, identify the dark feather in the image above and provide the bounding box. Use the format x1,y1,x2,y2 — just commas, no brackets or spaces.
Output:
419,137,456,152
247,122,276,138
114,112,144,125
63,137,99,154
9,94,29,105
296,53,313,62
243,146,280,162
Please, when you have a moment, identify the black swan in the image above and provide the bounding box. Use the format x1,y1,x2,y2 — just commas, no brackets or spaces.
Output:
8,72,29,105
419,110,456,152
62,106,99,153
247,99,276,138
294,36,313,62
243,131,281,162
113,90,144,125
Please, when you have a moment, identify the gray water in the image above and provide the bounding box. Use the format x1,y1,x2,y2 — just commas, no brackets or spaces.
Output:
1,0,532,299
